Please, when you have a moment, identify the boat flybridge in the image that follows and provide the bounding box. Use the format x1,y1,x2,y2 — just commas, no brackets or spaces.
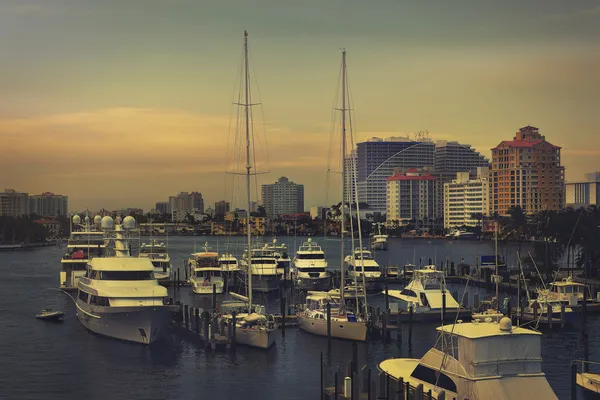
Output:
75,216,177,344
297,291,367,341
293,238,331,291
345,247,382,291
60,214,107,291
187,243,224,295
370,224,388,251
139,239,171,280
378,318,558,399
537,276,594,305
240,245,281,293
386,266,460,313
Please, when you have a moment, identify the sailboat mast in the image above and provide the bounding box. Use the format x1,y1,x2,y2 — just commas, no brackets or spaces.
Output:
244,31,253,312
340,49,347,304
495,221,499,310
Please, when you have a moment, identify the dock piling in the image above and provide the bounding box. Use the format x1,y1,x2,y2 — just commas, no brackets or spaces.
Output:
194,308,200,335
326,302,332,346
442,291,446,323
561,303,565,328
202,311,210,349
212,284,217,312
231,311,237,350
408,305,413,348
547,304,553,328
184,304,189,328
571,362,577,400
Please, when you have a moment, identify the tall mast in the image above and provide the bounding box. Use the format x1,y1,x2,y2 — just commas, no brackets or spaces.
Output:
244,31,253,312
495,221,499,311
340,49,347,305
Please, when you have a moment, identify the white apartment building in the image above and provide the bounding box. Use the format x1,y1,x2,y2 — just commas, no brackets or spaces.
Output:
443,167,490,229
0,189,29,217
386,169,437,228
29,192,69,217
565,172,600,207
261,177,304,218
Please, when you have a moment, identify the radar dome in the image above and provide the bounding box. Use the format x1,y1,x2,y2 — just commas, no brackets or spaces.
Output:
100,216,114,229
122,216,136,230
93,215,102,225
308,238,312,243
84,216,90,223
499,317,513,332
72,215,81,224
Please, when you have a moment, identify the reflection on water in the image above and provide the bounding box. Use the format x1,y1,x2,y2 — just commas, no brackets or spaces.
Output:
0,237,594,399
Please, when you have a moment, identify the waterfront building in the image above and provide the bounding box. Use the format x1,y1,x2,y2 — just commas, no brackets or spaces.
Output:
491,126,564,215
34,219,61,237
169,191,204,222
386,169,436,228
565,172,600,208
28,192,68,218
261,177,304,218
443,167,490,229
0,189,29,217
155,202,169,215
214,200,230,216
344,150,357,205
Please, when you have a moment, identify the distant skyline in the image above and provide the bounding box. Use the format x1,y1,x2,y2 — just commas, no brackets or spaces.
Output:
1,1,599,211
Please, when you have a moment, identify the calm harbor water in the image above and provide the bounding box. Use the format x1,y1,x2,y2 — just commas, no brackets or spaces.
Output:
1,236,597,399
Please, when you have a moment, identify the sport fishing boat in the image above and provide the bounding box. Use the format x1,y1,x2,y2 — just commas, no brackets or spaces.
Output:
293,238,331,291
187,244,224,295
370,223,388,250
75,216,177,344
345,247,382,292
139,238,172,280
378,318,558,399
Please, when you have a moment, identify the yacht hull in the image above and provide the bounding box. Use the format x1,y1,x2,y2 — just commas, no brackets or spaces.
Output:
235,327,276,349
242,273,280,292
296,275,332,291
76,302,177,344
297,313,367,341
154,271,171,280
192,281,224,295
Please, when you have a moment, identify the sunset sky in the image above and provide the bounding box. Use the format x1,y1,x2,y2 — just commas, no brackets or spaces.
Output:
1,0,599,212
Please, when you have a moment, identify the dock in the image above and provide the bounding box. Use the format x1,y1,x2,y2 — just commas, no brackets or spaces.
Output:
169,302,234,351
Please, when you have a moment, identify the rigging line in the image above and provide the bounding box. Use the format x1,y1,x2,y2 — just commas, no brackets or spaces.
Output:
551,207,583,285
249,50,271,175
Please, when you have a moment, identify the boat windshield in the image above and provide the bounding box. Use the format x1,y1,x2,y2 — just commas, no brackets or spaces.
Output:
251,258,276,264
220,260,238,265
355,252,373,260
141,247,166,254
297,267,326,273
195,257,219,267
297,253,325,260
89,270,154,280
354,266,380,272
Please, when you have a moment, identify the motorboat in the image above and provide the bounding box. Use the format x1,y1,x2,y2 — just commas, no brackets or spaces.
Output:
60,215,107,291
370,224,388,251
75,216,178,344
262,238,291,278
574,360,600,397
139,238,172,280
36,308,65,322
537,276,594,305
378,318,558,399
240,245,281,293
187,244,224,295
297,291,366,341
386,265,460,313
519,297,580,327
293,238,331,291
345,247,382,292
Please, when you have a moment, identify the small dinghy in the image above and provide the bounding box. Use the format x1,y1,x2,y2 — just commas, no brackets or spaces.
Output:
36,308,65,322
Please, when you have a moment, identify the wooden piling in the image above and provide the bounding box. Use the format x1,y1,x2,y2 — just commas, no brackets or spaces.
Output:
571,362,577,400
442,291,446,323
352,342,358,378
184,304,189,328
533,301,538,320
320,352,324,400
382,312,388,343
326,302,332,346
231,311,237,350
408,305,413,347
385,285,389,312
397,378,404,400
212,284,217,312
202,311,210,348
194,308,200,335
396,311,401,343
561,303,565,328
547,304,553,328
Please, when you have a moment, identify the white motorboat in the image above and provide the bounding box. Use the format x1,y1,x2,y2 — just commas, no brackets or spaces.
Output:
378,318,558,399
60,215,107,291
218,251,240,291
293,238,331,291
188,244,224,295
537,276,594,305
297,291,366,341
386,265,460,313
345,247,382,292
240,246,280,293
75,216,177,344
139,239,172,280
370,223,388,250
262,238,291,279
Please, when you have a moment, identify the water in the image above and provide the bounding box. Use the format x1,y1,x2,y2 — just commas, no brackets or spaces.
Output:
0,237,596,399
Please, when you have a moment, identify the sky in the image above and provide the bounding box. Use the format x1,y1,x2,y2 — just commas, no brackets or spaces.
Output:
1,0,599,212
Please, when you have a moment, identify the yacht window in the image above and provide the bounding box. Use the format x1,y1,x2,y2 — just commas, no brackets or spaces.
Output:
195,257,219,267
298,268,326,273
78,290,89,303
400,289,417,297
220,260,237,265
354,266,380,272
410,365,457,393
90,295,97,305
251,258,277,264
98,297,110,306
278,261,290,268
357,252,373,260
98,271,154,280
297,254,325,260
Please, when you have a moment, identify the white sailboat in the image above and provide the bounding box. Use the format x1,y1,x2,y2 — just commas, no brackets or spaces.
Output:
218,31,275,349
297,49,367,341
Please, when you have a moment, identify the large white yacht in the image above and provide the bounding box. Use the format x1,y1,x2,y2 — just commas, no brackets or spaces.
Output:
293,238,331,291
75,216,177,344
345,247,382,292
297,291,367,341
218,251,240,291
187,243,224,295
262,239,291,278
139,239,171,280
386,265,460,313
240,245,281,293
60,215,106,291
378,318,558,399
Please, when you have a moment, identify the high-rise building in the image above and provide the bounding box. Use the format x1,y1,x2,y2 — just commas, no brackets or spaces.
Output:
491,126,564,215
168,191,204,222
28,192,68,218
443,167,490,229
155,202,169,214
565,172,600,207
214,201,231,218
0,189,29,217
354,137,435,214
344,150,357,205
386,169,437,228
261,177,304,218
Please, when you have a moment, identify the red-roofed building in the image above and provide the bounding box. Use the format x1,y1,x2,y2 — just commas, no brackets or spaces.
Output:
386,168,437,228
491,126,564,215
34,219,60,237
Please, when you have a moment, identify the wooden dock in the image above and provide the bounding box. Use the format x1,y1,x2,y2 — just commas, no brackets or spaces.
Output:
169,302,234,351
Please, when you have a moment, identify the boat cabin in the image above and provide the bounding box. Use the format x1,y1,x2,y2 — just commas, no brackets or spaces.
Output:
547,277,592,303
